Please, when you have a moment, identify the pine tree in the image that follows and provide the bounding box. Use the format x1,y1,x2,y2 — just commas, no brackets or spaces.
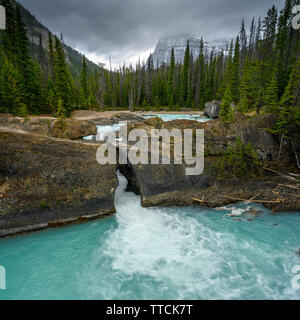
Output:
15,5,43,114
238,58,252,112
278,57,300,127
205,52,216,102
0,59,25,115
264,71,279,112
220,85,234,122
146,54,154,105
240,19,248,65
248,17,256,59
80,56,89,108
54,36,73,116
48,32,55,82
276,0,293,96
273,57,300,167
255,17,262,58
181,40,190,105
263,5,278,52
199,38,206,108
230,36,240,105
168,47,175,106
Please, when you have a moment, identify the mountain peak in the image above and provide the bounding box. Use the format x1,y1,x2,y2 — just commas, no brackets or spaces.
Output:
152,34,227,67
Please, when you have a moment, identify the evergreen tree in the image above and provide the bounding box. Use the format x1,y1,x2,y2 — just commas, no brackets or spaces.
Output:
15,5,43,113
238,57,252,112
220,85,234,122
80,56,89,108
0,59,25,115
54,36,73,116
48,32,55,81
264,71,279,112
230,36,240,105
168,47,175,106
146,54,154,105
276,0,293,96
240,19,248,64
198,38,206,108
181,40,190,105
277,57,300,128
248,17,256,59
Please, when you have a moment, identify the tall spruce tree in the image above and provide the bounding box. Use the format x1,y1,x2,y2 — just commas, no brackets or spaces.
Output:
230,36,241,105
199,38,206,108
80,56,89,108
0,58,24,114
15,5,43,114
168,48,175,106
54,36,73,116
220,85,234,122
264,71,279,112
181,40,190,105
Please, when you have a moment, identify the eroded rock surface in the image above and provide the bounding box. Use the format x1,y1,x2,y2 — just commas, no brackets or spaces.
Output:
0,129,118,237
0,114,97,139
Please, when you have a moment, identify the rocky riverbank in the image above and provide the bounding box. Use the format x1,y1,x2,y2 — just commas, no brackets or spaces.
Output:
0,112,299,237
120,113,300,212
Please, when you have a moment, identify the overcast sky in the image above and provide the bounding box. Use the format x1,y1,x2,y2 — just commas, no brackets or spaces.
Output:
18,0,285,68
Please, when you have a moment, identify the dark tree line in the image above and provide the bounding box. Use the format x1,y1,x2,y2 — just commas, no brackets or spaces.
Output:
0,0,99,117
103,1,299,115
0,0,299,128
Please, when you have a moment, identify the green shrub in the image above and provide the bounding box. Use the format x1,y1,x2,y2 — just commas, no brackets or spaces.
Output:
40,201,51,210
55,98,67,119
215,137,260,180
16,104,28,119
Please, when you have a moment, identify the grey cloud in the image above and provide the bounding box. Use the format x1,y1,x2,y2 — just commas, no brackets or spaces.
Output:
18,0,286,66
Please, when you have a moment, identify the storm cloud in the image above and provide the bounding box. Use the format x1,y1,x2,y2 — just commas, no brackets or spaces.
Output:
18,0,285,67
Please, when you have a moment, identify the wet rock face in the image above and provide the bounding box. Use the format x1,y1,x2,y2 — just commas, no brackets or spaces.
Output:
120,162,211,207
0,130,118,237
0,115,97,139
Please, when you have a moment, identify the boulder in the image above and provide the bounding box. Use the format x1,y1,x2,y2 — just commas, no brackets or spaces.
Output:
50,119,97,139
204,100,221,118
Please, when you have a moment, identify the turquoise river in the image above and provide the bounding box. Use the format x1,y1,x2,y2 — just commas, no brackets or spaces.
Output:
0,173,300,300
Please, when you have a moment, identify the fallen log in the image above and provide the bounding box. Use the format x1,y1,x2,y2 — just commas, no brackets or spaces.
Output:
278,184,300,191
263,167,297,182
222,195,282,204
288,173,300,178
192,197,206,203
